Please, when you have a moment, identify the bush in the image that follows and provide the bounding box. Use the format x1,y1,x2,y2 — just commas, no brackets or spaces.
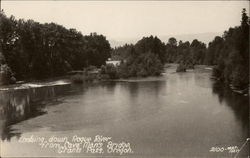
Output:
176,63,186,72
117,52,163,78
212,61,225,80
231,65,249,89
71,74,83,83
136,64,148,77
117,63,130,78
185,61,194,69
85,65,97,71
0,64,16,85
101,64,118,79
100,74,110,80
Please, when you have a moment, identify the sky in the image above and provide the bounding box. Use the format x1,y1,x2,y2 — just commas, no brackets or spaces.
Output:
1,1,249,42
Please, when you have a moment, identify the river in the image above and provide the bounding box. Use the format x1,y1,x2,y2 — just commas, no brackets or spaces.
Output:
0,65,249,158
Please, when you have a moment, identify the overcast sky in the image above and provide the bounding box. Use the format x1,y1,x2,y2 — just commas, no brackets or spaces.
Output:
2,1,249,41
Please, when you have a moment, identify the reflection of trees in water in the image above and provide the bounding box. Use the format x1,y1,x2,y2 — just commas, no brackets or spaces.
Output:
126,81,166,98
124,81,166,121
127,82,139,99
1,124,21,141
1,94,47,141
212,81,249,130
0,84,71,141
193,72,211,89
101,82,116,93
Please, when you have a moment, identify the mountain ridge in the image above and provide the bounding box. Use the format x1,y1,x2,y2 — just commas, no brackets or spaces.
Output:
109,32,222,48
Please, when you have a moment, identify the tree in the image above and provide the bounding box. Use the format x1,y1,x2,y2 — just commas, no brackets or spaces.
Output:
0,64,16,85
205,36,224,65
112,36,164,78
168,37,177,46
134,35,166,63
165,37,178,63
0,12,111,83
85,33,111,67
190,39,206,64
211,9,249,89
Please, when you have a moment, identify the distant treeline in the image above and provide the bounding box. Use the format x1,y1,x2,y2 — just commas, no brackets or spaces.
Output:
0,9,249,89
111,9,249,89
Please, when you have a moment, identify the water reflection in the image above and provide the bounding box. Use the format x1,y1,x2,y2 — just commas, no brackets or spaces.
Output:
0,84,71,141
123,81,166,121
0,68,249,157
212,81,249,157
212,81,249,131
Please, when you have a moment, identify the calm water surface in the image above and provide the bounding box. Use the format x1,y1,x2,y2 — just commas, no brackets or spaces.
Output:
0,66,249,158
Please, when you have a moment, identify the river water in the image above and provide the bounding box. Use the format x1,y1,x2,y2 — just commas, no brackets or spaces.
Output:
0,65,249,158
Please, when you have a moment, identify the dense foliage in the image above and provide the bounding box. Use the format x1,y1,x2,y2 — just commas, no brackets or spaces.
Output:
111,9,249,89
207,9,249,89
111,36,207,77
0,35,15,85
0,12,111,82
164,38,206,66
0,64,16,85
101,64,118,79
0,9,249,90
110,36,164,78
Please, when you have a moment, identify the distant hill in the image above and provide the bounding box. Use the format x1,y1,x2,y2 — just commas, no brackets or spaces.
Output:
108,38,138,48
159,32,222,46
109,32,222,48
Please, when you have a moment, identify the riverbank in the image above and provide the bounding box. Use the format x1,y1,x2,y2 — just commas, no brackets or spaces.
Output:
0,64,213,87
0,77,71,91
1,64,247,97
1,61,248,158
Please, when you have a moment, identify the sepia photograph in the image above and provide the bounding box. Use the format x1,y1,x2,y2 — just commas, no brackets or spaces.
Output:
0,1,249,158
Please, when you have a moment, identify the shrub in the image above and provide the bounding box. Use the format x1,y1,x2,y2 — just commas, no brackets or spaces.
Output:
212,61,225,80
176,63,186,72
231,65,249,89
117,52,163,78
100,74,110,80
0,64,16,85
71,74,83,83
85,65,97,71
102,64,118,79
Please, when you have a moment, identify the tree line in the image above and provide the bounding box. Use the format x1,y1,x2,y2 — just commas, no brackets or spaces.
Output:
210,9,249,89
0,11,111,84
0,9,249,90
110,8,249,89
110,35,207,77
